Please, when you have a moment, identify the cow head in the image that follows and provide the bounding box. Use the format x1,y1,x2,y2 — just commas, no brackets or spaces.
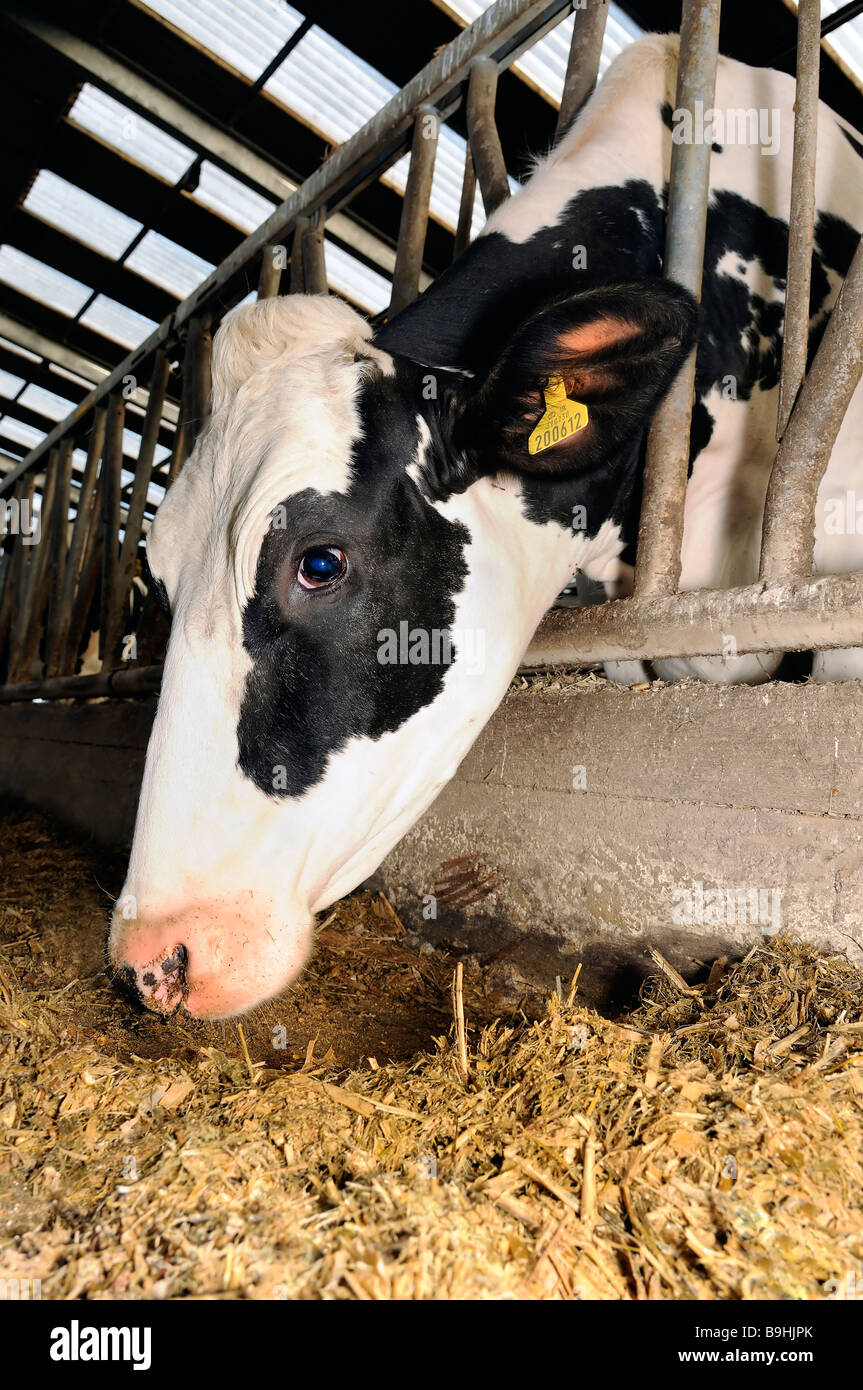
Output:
108,284,695,1018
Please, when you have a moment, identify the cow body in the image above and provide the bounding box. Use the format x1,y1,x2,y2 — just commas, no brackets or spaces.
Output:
108,35,863,1019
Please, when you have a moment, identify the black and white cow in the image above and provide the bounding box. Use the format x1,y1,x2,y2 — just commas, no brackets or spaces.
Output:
108,34,863,1018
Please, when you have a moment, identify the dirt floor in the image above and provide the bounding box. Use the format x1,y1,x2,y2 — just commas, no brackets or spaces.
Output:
1,802,862,1300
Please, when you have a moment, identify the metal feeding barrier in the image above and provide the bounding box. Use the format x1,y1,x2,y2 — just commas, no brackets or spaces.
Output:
0,0,861,701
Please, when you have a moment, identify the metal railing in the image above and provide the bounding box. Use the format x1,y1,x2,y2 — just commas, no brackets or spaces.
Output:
0,0,861,699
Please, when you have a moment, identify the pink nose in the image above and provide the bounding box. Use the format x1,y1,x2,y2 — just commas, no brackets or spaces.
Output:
116,943,188,1016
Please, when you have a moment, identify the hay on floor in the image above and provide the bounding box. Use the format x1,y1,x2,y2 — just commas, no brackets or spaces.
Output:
1,807,862,1300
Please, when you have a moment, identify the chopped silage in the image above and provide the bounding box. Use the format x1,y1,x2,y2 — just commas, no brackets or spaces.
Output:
1,806,862,1300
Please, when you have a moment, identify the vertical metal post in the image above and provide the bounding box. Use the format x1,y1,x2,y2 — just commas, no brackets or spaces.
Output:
389,105,440,316
8,459,59,684
98,395,125,671
40,437,75,675
258,243,284,300
454,145,478,260
104,353,171,667
760,233,863,581
48,406,106,677
466,57,511,217
555,0,609,142
289,218,309,293
301,216,328,294
777,0,822,439
634,0,722,598
0,476,34,679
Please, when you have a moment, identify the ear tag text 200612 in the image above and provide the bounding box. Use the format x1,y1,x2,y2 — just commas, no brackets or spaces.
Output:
528,375,589,456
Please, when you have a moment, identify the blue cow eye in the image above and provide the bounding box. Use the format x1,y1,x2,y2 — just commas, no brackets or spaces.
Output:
297,546,347,589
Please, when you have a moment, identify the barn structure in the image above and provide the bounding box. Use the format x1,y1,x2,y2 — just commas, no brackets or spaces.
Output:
1,0,863,1009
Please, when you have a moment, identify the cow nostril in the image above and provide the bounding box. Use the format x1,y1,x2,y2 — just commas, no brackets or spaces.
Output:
161,944,188,976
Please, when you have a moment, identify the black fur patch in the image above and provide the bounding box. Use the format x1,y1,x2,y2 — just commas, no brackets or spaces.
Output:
237,364,470,797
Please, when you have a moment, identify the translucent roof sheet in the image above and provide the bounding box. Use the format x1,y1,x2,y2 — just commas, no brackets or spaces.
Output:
67,84,196,184
0,418,44,449
24,170,142,259
79,295,159,349
193,161,277,232
125,230,215,298
0,246,93,317
18,383,79,423
136,0,305,82
433,1,643,105
0,368,26,400
324,239,391,314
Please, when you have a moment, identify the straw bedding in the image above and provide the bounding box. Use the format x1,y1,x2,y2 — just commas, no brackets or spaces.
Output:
1,804,861,1300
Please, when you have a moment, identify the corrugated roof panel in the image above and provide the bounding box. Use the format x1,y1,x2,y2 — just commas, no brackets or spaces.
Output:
79,296,159,349
18,384,78,423
193,161,277,232
24,170,143,259
324,239,391,313
136,0,305,82
67,84,196,184
125,230,216,298
0,369,26,400
49,364,99,391
0,418,44,449
0,246,92,316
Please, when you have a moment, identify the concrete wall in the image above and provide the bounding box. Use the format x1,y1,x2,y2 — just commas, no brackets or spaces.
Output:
2,677,862,1008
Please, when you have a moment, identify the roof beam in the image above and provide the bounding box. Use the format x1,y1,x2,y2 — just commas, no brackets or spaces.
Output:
0,312,179,424
7,9,408,284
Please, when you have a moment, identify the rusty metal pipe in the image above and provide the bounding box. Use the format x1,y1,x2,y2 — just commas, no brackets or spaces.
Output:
466,57,510,217
634,0,721,599
389,105,440,317
522,568,863,668
777,0,822,439
760,231,863,582
555,0,609,142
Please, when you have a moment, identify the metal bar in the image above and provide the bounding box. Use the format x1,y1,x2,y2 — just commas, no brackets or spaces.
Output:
466,57,511,216
554,0,609,142
257,244,285,300
760,233,863,582
522,568,863,668
47,407,106,677
633,0,722,599
777,0,822,439
389,107,440,317
8,465,57,685
0,663,164,704
454,145,478,260
289,219,308,293
0,480,33,674
177,317,213,468
302,218,328,295
40,438,75,677
62,451,107,675
105,354,170,667
98,397,125,672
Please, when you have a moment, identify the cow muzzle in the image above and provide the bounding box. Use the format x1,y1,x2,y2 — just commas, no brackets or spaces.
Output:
107,896,313,1019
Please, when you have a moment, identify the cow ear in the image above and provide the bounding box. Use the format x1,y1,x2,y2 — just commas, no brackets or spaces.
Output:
450,280,698,479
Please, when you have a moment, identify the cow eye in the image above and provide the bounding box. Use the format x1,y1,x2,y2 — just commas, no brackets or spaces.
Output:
297,545,347,589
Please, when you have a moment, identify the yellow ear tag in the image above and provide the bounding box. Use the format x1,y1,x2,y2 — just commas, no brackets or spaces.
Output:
528,375,589,456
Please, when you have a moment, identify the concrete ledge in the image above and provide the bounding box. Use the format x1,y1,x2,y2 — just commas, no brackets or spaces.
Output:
1,679,861,1008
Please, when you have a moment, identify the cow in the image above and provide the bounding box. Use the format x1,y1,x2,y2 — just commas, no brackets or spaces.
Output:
107,33,863,1019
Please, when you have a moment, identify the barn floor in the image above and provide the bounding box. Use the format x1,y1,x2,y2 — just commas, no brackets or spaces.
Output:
1,804,862,1300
